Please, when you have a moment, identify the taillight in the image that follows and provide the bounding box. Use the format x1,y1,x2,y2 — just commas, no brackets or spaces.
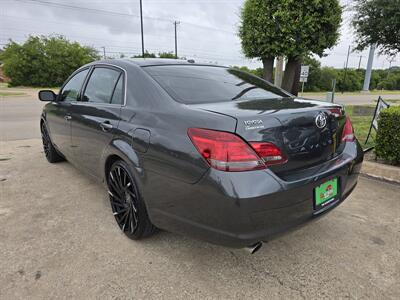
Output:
341,117,355,143
188,128,286,172
250,142,288,166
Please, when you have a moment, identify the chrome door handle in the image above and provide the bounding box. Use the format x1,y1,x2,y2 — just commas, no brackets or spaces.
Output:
64,115,72,121
100,121,113,131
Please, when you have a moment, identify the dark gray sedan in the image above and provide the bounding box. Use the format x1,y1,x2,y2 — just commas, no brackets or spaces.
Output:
39,59,363,253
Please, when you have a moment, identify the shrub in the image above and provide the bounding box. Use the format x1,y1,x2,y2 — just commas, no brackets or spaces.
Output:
0,35,99,87
375,106,400,164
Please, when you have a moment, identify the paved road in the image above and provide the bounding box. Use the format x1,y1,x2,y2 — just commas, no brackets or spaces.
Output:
0,139,399,299
303,93,400,105
0,95,44,141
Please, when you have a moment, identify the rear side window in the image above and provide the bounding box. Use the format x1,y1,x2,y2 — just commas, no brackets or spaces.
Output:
144,65,290,104
83,67,123,104
60,69,89,102
111,75,124,105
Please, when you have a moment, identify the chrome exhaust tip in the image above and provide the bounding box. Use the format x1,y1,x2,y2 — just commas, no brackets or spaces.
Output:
244,242,263,254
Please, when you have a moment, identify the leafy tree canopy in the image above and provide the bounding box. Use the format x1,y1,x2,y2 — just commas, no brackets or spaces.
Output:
353,0,400,56
0,35,99,87
239,0,342,59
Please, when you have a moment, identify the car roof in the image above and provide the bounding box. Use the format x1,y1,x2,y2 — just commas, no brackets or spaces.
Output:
91,58,224,68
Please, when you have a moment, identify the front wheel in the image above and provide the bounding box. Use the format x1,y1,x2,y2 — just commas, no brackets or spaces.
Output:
41,122,64,163
107,160,156,240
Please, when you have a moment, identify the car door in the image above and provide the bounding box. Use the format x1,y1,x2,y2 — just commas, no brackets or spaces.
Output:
69,65,125,178
46,68,89,158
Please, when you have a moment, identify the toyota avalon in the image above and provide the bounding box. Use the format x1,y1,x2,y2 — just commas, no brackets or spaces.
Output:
38,59,363,253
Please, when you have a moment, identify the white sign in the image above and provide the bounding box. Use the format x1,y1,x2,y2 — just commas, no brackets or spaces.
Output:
372,98,390,130
300,65,309,83
365,97,390,144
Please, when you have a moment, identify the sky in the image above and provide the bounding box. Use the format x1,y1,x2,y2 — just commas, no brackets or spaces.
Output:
0,0,398,70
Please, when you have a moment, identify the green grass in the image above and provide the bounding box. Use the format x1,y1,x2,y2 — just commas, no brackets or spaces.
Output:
345,105,376,148
0,91,26,97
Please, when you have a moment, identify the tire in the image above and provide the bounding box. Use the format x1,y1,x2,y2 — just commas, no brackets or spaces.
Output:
107,160,156,240
41,122,64,163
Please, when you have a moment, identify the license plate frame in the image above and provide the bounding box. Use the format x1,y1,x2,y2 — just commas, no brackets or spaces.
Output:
314,178,339,210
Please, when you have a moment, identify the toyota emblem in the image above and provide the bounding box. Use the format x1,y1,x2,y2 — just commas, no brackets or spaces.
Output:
315,113,327,129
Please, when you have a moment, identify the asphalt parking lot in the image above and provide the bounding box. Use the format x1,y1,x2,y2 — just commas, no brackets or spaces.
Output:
1,96,399,299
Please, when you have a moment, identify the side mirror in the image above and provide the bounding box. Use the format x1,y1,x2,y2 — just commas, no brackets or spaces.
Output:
38,90,57,102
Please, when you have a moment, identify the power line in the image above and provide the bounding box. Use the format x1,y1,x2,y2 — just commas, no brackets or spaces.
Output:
12,0,235,33
0,32,245,61
0,27,242,59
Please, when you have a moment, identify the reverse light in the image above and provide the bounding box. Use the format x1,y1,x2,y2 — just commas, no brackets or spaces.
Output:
188,128,286,172
329,107,343,118
341,117,355,143
250,142,288,166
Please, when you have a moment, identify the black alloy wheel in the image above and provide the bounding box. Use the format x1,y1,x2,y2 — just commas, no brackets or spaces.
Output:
107,160,156,239
41,123,64,163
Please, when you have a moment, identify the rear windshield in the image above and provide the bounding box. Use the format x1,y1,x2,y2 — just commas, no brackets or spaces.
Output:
144,65,290,104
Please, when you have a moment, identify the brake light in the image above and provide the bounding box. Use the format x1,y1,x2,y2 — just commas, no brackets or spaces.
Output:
250,142,288,166
188,128,286,172
341,117,355,142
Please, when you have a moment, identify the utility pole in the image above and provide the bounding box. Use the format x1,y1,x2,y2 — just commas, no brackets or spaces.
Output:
139,0,145,58
358,55,363,69
387,57,395,77
362,44,376,92
101,46,106,59
388,57,395,70
342,46,351,93
174,21,180,59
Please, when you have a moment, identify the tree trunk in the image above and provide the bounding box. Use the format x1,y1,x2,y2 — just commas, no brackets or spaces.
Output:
274,57,284,87
282,57,302,95
262,57,274,83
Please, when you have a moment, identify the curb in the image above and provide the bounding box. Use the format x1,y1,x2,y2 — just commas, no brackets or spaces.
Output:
360,160,400,185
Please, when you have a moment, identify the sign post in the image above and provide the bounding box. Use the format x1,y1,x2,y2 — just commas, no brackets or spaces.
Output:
365,97,390,144
299,65,309,95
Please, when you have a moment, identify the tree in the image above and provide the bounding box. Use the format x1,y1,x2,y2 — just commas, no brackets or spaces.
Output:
232,65,264,78
0,35,99,87
238,0,342,95
353,0,400,56
336,69,363,92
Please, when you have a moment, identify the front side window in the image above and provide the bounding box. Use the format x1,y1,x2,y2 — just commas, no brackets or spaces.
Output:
144,65,291,104
60,69,89,102
82,67,122,104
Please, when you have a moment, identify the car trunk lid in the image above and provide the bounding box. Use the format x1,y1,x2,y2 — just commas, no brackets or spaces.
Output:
190,97,345,175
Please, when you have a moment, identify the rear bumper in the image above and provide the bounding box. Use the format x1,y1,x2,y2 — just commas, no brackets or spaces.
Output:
147,141,364,248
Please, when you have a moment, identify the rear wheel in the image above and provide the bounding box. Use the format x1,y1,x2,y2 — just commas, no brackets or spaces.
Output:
107,160,156,239
41,122,64,163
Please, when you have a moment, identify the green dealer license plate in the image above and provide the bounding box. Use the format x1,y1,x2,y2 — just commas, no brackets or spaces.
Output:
314,178,338,209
